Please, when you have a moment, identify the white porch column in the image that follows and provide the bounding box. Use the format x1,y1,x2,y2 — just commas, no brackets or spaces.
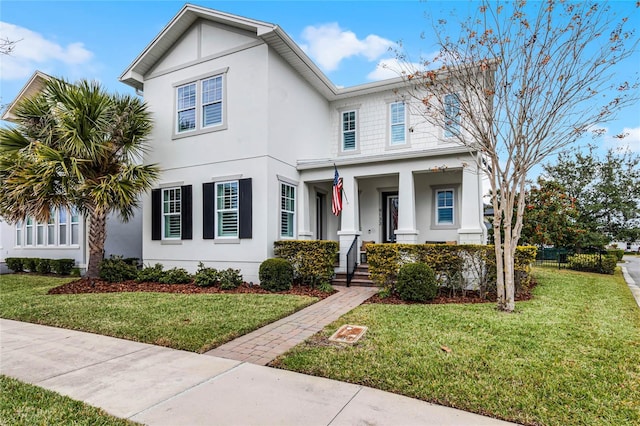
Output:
297,181,313,240
458,164,485,244
337,174,361,272
395,169,419,244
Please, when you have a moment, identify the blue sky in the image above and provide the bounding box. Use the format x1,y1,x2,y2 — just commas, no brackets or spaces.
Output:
1,0,639,156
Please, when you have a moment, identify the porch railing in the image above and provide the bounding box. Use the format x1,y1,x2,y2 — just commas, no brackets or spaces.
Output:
346,235,359,287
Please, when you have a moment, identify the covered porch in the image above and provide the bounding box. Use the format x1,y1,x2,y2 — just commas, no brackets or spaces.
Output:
296,153,487,273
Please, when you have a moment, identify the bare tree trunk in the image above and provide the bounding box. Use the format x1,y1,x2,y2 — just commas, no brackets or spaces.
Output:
86,207,106,278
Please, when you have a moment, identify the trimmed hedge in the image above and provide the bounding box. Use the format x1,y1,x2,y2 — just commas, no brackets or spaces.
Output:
606,249,624,262
567,253,617,274
259,258,294,292
367,244,537,296
4,257,74,275
396,262,438,302
274,240,339,287
218,268,243,289
194,262,219,287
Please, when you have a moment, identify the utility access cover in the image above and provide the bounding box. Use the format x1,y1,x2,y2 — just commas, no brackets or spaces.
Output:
328,324,368,344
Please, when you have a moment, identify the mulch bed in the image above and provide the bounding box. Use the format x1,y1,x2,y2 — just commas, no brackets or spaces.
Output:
47,278,536,306
364,290,534,305
47,278,336,299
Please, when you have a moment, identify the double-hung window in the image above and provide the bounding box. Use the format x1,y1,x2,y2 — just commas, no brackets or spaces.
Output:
175,71,226,135
444,93,460,137
202,76,223,127
25,218,34,246
176,83,196,132
162,187,182,239
280,183,295,238
342,110,357,151
47,211,56,245
216,181,239,238
436,189,455,225
390,101,406,145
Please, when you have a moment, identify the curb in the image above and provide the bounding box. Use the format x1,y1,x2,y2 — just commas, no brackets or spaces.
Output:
621,265,640,308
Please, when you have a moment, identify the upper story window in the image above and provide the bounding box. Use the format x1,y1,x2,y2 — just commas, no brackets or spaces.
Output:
390,101,406,145
436,189,455,225
176,83,196,132
14,208,80,248
174,70,227,137
342,110,357,151
162,187,182,239
444,93,460,138
216,181,239,238
280,183,296,238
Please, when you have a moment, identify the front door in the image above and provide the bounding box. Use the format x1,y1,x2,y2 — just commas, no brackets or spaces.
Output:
382,192,398,243
315,192,325,240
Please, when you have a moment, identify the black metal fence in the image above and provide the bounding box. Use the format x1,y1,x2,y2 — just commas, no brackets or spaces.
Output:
535,247,605,269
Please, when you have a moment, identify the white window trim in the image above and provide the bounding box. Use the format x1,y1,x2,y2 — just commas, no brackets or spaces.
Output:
430,185,459,230
279,182,296,239
14,208,81,248
215,180,239,239
341,109,358,153
173,68,229,139
444,93,461,138
162,187,182,240
386,100,410,149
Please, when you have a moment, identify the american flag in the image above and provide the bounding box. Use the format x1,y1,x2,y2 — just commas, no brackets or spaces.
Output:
332,166,343,216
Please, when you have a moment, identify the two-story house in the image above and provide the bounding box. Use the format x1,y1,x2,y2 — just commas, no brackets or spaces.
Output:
119,4,488,283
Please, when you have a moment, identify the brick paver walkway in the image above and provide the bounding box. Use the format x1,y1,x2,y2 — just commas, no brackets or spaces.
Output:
205,285,378,365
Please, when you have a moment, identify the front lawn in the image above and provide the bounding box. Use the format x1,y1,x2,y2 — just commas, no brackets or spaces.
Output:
0,375,137,426
0,274,316,353
274,268,640,426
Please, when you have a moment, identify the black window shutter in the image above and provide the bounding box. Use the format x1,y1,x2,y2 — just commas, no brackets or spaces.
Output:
202,182,215,239
239,178,252,239
181,185,192,240
151,189,161,241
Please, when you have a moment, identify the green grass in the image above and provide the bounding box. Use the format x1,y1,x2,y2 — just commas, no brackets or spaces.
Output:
0,274,316,353
0,375,137,425
275,268,640,426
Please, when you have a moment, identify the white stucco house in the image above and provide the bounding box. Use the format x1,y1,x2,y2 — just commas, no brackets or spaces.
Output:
119,4,488,282
0,72,143,274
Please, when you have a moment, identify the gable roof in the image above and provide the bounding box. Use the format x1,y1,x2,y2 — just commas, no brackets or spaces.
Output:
1,70,52,122
119,4,407,101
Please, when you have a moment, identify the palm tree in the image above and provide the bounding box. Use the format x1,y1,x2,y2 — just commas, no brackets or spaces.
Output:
0,78,159,277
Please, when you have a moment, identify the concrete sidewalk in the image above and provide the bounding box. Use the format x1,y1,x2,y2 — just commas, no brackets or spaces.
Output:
1,319,515,425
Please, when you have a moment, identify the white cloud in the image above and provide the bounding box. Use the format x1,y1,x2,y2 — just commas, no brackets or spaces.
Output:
607,126,640,152
0,21,94,81
366,58,421,81
299,23,394,72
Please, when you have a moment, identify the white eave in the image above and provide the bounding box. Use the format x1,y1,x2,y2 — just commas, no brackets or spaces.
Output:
119,3,415,101
1,70,52,122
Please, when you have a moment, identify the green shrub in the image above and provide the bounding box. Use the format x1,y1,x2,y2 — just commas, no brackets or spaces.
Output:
5,258,24,273
23,258,38,272
396,262,438,302
367,244,537,296
259,258,293,292
158,267,192,284
36,258,51,274
194,262,218,287
99,256,138,283
317,282,334,293
274,240,338,288
606,249,624,262
71,267,81,277
51,259,75,275
567,253,617,274
218,268,243,290
121,257,141,268
136,264,164,283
